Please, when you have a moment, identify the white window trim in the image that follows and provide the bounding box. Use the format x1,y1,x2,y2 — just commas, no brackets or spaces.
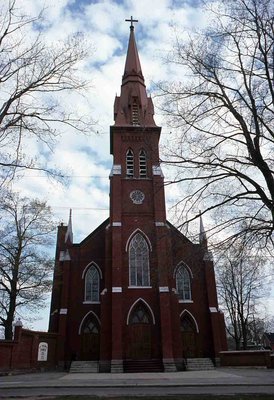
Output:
84,265,100,303
82,262,102,279
126,229,152,252
128,286,152,289
175,262,192,301
179,299,193,304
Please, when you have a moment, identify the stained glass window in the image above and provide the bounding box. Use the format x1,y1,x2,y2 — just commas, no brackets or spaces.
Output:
129,233,150,286
83,320,99,334
85,266,100,302
176,265,192,300
129,304,150,324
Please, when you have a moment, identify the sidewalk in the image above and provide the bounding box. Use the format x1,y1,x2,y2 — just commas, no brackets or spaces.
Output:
0,367,273,388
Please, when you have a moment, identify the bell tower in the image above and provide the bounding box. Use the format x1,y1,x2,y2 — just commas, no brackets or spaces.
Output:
107,19,177,372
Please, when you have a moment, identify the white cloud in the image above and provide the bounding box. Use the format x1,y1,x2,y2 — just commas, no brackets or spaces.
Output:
2,0,223,331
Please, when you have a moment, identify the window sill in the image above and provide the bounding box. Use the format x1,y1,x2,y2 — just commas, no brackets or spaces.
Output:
83,301,100,304
179,300,193,303
128,286,152,289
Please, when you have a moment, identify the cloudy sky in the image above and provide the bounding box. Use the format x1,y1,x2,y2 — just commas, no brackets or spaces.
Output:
13,0,206,241
9,0,207,330
7,0,273,331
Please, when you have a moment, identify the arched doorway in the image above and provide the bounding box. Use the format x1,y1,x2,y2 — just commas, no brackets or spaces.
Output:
181,313,198,358
80,314,100,360
127,302,153,359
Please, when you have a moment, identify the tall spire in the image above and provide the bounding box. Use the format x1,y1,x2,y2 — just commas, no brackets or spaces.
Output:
199,212,208,250
113,19,157,128
123,17,143,85
65,208,73,244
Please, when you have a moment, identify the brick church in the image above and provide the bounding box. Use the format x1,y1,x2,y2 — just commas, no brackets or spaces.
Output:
49,20,227,373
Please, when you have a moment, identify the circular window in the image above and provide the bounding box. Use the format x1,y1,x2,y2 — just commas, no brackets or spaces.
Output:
130,190,145,204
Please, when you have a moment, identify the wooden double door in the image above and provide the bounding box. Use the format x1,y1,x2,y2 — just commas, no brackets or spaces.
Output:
128,324,152,359
126,303,152,359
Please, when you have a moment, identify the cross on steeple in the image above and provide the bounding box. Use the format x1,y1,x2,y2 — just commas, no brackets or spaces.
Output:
125,16,138,30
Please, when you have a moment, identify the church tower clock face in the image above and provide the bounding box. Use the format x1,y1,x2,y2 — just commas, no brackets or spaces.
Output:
130,190,145,204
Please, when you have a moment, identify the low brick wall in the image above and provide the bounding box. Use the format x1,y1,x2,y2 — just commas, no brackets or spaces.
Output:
220,350,272,367
0,326,58,372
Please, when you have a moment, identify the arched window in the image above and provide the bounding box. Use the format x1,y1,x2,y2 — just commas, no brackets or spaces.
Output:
176,265,192,300
83,318,99,334
181,314,196,332
129,304,151,325
85,266,100,302
139,150,147,178
126,149,134,177
129,233,150,286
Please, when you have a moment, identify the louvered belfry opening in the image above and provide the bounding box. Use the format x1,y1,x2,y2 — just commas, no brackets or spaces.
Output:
126,149,134,177
132,100,140,126
139,150,147,178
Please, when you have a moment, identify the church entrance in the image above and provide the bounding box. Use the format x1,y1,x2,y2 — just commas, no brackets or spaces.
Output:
127,303,152,359
181,313,198,358
80,314,100,360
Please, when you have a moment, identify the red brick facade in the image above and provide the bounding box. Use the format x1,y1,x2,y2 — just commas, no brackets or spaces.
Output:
48,24,227,372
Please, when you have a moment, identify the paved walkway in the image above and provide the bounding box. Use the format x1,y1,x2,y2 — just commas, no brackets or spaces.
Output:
0,368,274,397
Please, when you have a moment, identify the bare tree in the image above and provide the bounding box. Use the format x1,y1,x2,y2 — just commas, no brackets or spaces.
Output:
217,241,269,349
0,190,55,340
0,0,93,185
158,0,274,248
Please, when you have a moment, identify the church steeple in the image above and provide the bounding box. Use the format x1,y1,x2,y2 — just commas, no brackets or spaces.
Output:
122,19,144,87
113,19,157,130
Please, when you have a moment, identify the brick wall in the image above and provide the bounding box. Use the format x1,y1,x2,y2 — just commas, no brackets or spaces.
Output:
0,325,58,372
220,350,272,368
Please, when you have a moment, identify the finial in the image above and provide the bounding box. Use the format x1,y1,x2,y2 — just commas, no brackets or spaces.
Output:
125,16,138,31
15,318,23,327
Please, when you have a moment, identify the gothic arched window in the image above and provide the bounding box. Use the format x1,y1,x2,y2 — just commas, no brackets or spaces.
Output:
126,149,134,177
139,150,147,178
181,314,196,332
85,265,100,302
176,265,192,301
129,233,150,286
129,304,151,325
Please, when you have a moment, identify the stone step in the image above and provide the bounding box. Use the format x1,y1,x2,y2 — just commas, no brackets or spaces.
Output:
69,361,99,373
124,359,164,373
186,358,215,371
